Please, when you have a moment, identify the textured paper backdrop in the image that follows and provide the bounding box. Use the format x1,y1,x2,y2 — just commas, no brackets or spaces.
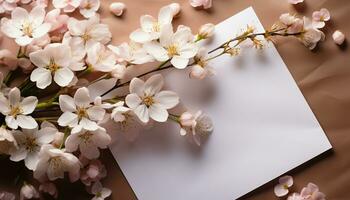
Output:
1,0,350,199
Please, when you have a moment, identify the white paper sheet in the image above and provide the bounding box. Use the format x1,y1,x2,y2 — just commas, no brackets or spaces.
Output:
109,7,332,200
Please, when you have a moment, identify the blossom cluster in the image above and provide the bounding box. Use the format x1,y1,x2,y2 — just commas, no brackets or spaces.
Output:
0,1,333,199
274,175,326,200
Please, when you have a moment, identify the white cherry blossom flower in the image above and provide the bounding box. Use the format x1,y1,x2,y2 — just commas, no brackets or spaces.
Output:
86,43,117,72
10,125,56,170
0,87,38,129
312,8,330,29
300,183,326,200
1,6,51,46
53,0,81,13
91,182,111,200
79,0,100,18
125,74,179,123
144,25,198,69
274,175,294,197
108,42,154,65
298,17,325,50
0,126,17,155
58,87,105,133
65,15,112,50
130,5,173,43
20,183,39,200
190,48,215,79
65,127,111,159
179,110,213,146
29,43,76,89
33,144,81,182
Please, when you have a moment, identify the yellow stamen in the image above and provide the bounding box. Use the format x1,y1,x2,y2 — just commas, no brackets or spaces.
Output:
166,45,179,57
142,96,154,107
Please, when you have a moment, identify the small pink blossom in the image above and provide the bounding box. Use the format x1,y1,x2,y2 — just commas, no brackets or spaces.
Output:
300,183,326,200
332,30,345,45
190,0,212,9
274,175,294,197
0,49,18,70
288,0,304,4
312,8,330,29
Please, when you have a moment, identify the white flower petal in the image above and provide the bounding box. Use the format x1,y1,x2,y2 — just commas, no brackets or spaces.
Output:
129,78,145,96
130,29,153,43
144,74,163,96
54,67,74,87
133,105,149,123
10,147,27,162
30,68,52,89
58,112,78,127
144,42,169,61
59,95,76,112
11,7,29,23
8,88,20,106
25,152,40,170
274,184,289,197
65,134,79,152
79,118,99,131
87,106,105,121
140,15,156,32
149,104,168,122
171,56,189,69
29,50,49,68
20,97,38,115
158,6,173,25
159,24,174,47
29,5,45,26
32,23,51,38
154,91,179,109
125,93,142,109
5,116,18,129
17,115,38,129
15,36,34,46
36,127,56,144
74,87,91,108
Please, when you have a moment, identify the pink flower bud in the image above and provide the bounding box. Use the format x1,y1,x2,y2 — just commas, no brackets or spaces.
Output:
110,2,126,17
332,30,345,45
198,23,215,39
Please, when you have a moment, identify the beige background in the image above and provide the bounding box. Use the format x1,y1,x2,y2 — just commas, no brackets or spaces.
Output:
1,0,350,199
